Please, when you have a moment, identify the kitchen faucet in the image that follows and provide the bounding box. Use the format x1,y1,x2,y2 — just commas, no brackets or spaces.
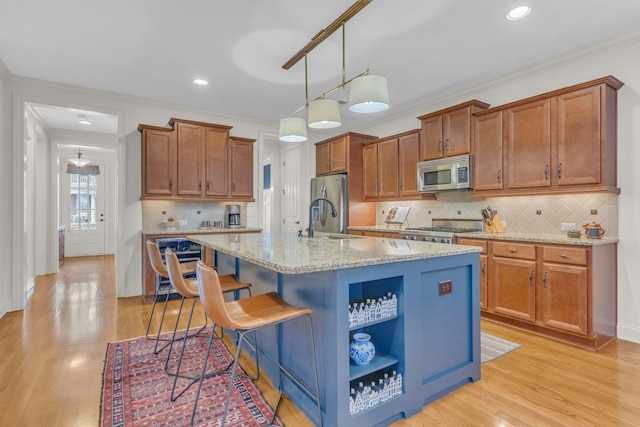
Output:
308,197,338,238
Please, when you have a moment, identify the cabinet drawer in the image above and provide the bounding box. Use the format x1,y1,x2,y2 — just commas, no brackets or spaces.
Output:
492,242,535,260
543,246,588,266
457,238,487,254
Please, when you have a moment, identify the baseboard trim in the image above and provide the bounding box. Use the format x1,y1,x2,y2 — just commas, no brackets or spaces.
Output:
617,323,640,344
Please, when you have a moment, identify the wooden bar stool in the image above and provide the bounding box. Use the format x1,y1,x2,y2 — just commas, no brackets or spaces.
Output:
146,240,198,354
191,261,322,427
163,248,252,401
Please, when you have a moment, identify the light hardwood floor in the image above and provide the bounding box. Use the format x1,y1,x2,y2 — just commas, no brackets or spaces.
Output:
1,255,639,426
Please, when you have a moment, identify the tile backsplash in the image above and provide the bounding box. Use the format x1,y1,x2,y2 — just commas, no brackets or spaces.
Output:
142,200,247,230
377,192,617,237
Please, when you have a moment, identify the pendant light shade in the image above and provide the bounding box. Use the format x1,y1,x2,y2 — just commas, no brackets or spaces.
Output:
278,117,308,142
308,99,342,129
68,147,90,167
348,75,390,113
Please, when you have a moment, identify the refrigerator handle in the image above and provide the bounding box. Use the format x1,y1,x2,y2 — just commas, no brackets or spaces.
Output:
319,187,328,224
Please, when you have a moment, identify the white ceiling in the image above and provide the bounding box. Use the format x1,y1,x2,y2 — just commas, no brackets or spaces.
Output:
3,0,640,134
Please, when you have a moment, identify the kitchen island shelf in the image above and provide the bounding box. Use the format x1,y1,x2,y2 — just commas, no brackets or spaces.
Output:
349,350,399,381
349,315,399,331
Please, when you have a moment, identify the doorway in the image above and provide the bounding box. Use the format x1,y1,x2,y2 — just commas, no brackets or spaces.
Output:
61,165,106,256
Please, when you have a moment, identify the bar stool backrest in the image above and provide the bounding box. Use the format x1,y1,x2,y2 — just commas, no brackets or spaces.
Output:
165,248,198,298
196,261,238,331
147,240,168,278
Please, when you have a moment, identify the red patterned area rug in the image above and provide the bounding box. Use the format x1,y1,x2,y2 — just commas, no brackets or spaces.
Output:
100,327,281,426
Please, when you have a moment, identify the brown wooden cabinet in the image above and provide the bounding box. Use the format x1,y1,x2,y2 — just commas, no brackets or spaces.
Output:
139,125,176,197
417,100,489,161
457,238,488,310
139,118,253,201
361,130,429,201
315,136,348,175
229,136,255,199
458,237,617,349
398,131,420,196
490,242,537,322
362,143,378,198
472,111,504,191
472,76,623,197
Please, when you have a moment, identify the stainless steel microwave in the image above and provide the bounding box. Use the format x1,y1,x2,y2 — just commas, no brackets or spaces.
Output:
417,154,473,192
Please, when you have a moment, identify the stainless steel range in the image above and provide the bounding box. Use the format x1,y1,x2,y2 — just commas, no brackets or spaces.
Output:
399,218,483,243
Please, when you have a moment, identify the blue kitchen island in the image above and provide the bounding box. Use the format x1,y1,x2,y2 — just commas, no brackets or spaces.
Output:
188,232,482,427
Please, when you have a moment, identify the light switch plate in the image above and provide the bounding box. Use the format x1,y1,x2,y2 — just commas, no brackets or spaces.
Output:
179,220,188,226
561,222,576,231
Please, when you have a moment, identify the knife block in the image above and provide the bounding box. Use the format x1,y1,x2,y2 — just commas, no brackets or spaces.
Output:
485,214,505,233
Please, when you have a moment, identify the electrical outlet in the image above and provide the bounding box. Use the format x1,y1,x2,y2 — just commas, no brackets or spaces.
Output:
561,222,577,231
439,280,452,296
179,220,188,226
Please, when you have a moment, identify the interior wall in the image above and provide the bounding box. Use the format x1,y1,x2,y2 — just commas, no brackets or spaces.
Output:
34,122,50,275
0,60,11,317
355,31,640,343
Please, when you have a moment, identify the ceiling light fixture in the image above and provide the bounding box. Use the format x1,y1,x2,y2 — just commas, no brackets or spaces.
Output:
278,0,389,142
78,115,91,125
192,78,208,86
506,6,531,20
68,147,91,167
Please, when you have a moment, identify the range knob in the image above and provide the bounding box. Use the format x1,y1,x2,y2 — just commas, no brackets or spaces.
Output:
411,236,417,241
402,236,409,240
421,236,429,241
431,237,438,243
440,238,450,244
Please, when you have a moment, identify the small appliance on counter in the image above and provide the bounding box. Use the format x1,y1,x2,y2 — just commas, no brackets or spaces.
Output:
224,205,242,228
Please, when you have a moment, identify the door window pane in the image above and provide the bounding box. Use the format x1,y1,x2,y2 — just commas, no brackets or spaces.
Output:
69,172,98,230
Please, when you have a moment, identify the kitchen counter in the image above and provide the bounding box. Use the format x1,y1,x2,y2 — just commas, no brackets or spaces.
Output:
187,232,481,274
455,231,618,246
192,232,481,426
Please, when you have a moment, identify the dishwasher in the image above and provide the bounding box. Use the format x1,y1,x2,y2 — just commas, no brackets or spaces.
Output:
154,237,202,301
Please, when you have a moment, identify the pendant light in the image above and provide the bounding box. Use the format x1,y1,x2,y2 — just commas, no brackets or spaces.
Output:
279,117,308,142
68,147,90,167
278,0,389,140
308,99,341,129
348,75,390,113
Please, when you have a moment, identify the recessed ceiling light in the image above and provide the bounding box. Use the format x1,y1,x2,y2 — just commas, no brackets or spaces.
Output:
192,79,209,86
78,115,91,125
506,6,531,20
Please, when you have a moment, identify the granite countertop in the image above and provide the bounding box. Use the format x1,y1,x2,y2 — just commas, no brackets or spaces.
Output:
143,226,262,236
187,232,482,274
348,226,406,233
455,231,618,246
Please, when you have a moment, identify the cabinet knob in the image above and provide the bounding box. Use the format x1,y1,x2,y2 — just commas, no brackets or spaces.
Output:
508,247,516,253
445,139,449,152
544,164,549,180
169,178,172,190
497,170,502,184
529,269,534,286
558,253,568,258
438,141,442,153
542,271,548,288
557,163,562,178
206,181,210,191
481,263,486,277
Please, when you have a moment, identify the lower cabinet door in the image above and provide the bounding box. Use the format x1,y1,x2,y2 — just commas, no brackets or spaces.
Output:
490,257,536,322
540,263,589,336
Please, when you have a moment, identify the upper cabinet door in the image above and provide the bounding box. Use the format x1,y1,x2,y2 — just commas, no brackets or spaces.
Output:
443,107,471,157
362,143,378,198
315,142,331,175
420,115,443,161
230,137,254,199
176,122,203,196
329,137,348,172
507,99,551,189
398,132,420,196
556,86,601,186
473,111,504,191
377,138,399,198
141,127,176,197
204,127,230,196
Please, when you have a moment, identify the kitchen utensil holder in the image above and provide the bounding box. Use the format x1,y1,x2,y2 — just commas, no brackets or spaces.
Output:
485,214,505,233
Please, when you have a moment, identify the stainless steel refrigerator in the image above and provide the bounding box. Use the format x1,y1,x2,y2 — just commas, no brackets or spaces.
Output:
310,173,348,234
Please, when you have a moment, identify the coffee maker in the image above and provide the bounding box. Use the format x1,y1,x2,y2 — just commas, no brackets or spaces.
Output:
224,205,242,228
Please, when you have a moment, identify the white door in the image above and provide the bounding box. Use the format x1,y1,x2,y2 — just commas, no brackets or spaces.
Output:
282,146,302,233
62,163,106,256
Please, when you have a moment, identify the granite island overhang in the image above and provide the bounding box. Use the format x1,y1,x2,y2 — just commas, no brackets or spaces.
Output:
188,232,482,427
